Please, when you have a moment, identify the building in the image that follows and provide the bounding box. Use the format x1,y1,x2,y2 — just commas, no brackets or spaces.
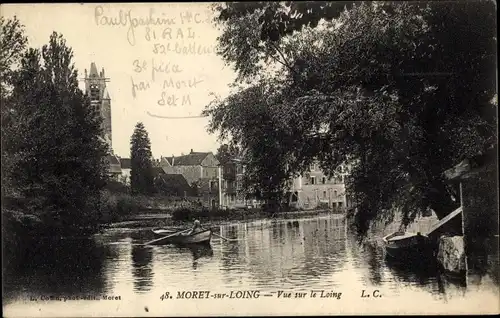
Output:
154,173,193,197
220,155,349,210
287,162,350,210
220,158,260,209
84,62,120,180
119,158,131,184
159,149,221,208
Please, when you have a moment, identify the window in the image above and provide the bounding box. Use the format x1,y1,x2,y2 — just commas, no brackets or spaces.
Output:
209,181,218,192
338,202,343,208
334,190,338,197
311,176,316,185
90,85,100,101
323,191,327,199
322,177,326,184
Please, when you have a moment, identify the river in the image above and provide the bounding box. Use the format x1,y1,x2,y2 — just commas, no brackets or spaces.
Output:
3,214,499,316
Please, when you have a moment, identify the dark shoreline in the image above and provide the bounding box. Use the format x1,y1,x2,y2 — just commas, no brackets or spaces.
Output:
106,208,344,229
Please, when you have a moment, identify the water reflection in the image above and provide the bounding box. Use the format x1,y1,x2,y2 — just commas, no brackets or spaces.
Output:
189,244,214,270
3,238,108,303
131,245,154,292
3,214,498,312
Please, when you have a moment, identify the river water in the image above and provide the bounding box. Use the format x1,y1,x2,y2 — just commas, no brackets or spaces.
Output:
3,214,499,316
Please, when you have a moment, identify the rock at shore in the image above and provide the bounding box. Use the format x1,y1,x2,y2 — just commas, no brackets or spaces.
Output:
437,235,466,273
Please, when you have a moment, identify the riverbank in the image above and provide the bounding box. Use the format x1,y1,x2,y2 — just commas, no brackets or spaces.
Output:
107,208,341,230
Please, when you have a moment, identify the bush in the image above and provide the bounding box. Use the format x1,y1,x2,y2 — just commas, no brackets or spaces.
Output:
99,190,141,223
105,180,130,194
171,206,232,222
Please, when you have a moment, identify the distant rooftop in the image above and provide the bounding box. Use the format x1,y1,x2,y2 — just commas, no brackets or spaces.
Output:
161,149,216,166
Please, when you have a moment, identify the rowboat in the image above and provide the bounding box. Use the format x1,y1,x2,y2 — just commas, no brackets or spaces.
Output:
382,231,433,260
151,228,212,245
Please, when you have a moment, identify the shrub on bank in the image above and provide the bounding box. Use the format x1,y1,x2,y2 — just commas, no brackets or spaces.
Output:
99,190,141,223
171,206,236,222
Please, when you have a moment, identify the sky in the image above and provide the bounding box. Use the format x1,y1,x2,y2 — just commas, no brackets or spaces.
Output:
2,3,236,159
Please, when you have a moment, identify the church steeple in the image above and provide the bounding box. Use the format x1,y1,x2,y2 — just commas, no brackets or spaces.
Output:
84,62,112,150
89,62,99,77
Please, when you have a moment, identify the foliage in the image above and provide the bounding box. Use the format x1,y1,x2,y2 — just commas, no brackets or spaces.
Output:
208,1,498,236
1,16,28,197
130,122,155,195
212,2,355,82
105,179,130,194
0,16,28,95
99,190,140,223
2,29,109,235
204,82,296,204
215,143,240,165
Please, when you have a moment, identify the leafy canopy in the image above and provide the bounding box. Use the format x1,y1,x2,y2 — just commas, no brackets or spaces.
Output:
2,28,109,234
207,1,497,235
130,122,155,195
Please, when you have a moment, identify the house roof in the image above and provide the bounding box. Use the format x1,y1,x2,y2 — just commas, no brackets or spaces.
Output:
156,173,193,194
120,158,131,169
153,167,166,176
108,154,120,165
158,173,189,184
107,154,121,174
165,152,212,166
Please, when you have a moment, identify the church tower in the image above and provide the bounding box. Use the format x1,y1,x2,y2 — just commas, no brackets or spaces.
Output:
84,62,121,179
84,62,112,149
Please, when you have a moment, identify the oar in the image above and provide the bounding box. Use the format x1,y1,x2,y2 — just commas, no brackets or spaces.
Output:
143,228,191,246
211,231,240,242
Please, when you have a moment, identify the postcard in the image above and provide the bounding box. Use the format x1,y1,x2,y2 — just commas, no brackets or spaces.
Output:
1,2,498,317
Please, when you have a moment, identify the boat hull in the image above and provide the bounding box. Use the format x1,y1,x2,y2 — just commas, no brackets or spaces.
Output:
151,228,212,245
383,232,433,261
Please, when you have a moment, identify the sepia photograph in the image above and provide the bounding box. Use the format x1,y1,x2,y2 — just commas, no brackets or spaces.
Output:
1,1,498,316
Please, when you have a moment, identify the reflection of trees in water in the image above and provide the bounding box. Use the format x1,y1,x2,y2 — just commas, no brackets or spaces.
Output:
218,216,348,288
131,245,154,292
219,225,245,285
271,220,285,242
349,239,385,285
300,217,347,278
347,231,470,297
3,237,108,302
383,253,465,295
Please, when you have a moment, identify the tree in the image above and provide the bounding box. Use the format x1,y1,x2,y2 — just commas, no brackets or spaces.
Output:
1,16,28,197
208,1,497,235
215,143,240,165
212,2,355,82
4,31,109,234
204,83,296,205
0,16,28,94
130,122,155,195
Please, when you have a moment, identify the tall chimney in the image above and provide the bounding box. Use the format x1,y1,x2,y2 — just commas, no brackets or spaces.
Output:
172,154,175,166
190,148,193,153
